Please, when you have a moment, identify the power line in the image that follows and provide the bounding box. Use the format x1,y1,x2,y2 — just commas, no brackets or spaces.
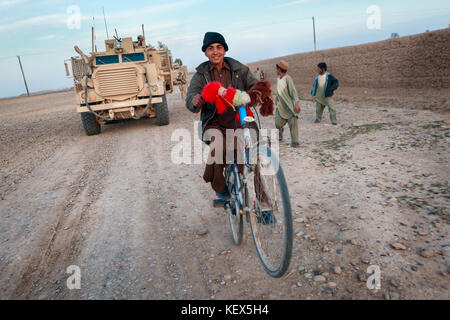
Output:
0,49,76,60
1,8,449,61
0,55,17,61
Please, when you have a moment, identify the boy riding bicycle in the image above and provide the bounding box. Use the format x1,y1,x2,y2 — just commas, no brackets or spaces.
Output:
185,32,272,201
185,33,293,276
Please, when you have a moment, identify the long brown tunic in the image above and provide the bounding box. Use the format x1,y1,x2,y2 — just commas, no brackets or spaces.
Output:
203,61,239,193
203,61,264,199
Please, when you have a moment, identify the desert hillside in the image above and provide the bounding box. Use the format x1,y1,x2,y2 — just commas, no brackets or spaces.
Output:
248,28,450,112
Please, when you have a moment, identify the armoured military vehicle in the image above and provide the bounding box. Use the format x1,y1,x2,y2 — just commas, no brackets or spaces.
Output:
66,25,182,135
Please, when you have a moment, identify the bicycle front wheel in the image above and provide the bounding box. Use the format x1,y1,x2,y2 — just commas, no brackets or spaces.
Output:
246,146,293,278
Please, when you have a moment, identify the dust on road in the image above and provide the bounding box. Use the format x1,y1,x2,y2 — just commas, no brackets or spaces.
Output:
0,90,448,299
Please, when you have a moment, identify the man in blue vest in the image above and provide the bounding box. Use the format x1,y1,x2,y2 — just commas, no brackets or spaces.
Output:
311,62,339,125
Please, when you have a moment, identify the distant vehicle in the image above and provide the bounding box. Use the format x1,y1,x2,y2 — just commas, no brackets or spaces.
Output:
65,25,186,135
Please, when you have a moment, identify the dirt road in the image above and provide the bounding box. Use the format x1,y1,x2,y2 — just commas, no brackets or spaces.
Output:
0,90,448,300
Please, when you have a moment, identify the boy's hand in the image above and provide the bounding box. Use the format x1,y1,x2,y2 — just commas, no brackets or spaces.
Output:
193,94,204,107
295,101,301,114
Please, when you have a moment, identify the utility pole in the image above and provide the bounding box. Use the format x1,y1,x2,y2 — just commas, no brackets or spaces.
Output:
312,16,317,51
17,55,30,97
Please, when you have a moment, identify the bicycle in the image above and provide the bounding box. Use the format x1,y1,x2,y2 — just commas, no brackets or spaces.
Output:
214,105,293,278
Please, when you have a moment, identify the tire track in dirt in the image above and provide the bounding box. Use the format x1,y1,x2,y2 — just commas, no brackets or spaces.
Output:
50,98,216,299
1,133,118,298
0,94,81,201
139,123,214,299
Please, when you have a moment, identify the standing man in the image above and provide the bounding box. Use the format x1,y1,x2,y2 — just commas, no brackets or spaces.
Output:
185,32,257,200
311,62,339,125
255,67,262,81
274,60,301,148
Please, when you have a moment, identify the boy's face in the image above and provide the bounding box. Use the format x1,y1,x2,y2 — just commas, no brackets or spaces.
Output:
205,43,226,65
317,66,325,75
276,66,282,77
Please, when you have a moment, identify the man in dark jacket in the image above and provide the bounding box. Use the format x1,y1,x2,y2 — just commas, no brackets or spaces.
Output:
185,32,257,200
311,62,339,125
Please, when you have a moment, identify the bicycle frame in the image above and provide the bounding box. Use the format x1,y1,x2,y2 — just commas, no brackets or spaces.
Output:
216,106,253,212
232,106,253,215
228,106,272,215
238,106,253,164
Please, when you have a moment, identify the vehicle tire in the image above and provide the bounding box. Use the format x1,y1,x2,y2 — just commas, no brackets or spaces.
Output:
155,94,169,126
81,111,101,136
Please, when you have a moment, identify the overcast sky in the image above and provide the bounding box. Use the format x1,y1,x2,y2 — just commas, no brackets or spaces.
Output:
0,0,449,98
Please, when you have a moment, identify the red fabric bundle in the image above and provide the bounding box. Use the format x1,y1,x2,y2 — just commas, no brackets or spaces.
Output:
201,81,222,103
201,82,236,115
248,81,274,116
200,80,273,121
223,86,237,107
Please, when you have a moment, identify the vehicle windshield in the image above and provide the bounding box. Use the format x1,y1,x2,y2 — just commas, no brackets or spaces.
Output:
96,55,119,65
122,52,146,62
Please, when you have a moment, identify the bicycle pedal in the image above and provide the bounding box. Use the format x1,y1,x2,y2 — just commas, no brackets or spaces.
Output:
258,211,276,225
213,199,227,208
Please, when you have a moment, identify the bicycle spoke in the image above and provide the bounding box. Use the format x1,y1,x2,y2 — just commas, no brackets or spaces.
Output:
226,165,243,245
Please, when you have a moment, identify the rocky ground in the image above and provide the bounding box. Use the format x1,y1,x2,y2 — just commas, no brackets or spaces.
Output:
0,89,448,300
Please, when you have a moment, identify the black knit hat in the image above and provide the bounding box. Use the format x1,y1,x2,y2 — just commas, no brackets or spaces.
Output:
202,32,229,52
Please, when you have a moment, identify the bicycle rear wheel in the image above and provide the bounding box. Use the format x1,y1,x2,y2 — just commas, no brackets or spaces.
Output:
225,165,244,245
246,146,293,278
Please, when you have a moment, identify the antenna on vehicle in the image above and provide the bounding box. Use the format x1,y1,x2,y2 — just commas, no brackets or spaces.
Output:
112,28,123,52
92,16,97,52
102,7,110,40
91,27,95,54
142,24,146,46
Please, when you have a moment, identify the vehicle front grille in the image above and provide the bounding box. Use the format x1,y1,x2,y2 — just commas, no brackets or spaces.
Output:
97,67,139,97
